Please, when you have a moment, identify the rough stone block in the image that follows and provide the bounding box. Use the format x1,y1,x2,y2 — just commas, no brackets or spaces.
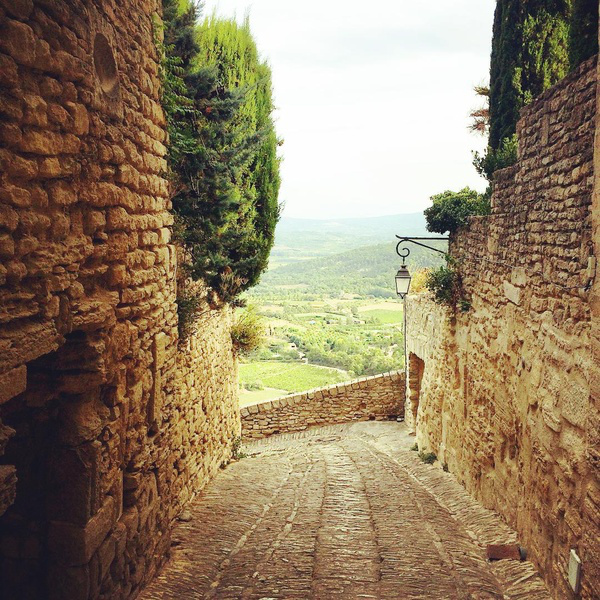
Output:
48,496,116,566
503,281,521,305
0,365,26,404
58,398,110,446
0,464,17,517
0,19,36,67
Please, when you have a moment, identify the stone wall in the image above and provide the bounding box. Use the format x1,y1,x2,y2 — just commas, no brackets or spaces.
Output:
406,56,598,599
586,35,600,600
0,2,239,599
175,305,240,496
241,371,405,441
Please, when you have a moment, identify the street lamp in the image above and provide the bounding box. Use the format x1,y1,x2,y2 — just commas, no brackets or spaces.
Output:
395,263,411,298
394,236,450,298
394,235,449,423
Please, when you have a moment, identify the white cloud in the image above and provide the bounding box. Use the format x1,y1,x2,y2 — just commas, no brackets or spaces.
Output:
202,0,496,218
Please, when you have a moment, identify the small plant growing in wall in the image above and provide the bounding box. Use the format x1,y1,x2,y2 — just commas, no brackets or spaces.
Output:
418,451,437,465
176,280,202,339
231,435,247,460
424,257,471,312
231,305,265,356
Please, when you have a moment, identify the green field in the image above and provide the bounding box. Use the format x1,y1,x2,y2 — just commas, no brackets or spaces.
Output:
360,308,404,324
239,387,288,406
239,361,350,393
238,215,438,398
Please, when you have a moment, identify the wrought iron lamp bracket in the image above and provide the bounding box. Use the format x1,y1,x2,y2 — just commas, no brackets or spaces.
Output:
395,236,449,265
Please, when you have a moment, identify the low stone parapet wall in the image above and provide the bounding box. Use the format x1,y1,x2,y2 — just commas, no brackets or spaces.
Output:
241,371,405,440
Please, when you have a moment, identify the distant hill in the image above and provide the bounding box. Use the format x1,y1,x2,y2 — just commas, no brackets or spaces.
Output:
270,212,429,268
252,240,446,299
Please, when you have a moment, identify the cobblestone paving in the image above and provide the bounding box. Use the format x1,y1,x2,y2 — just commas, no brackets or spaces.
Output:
142,422,550,600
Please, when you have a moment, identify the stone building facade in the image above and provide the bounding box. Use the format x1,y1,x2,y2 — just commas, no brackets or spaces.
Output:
405,56,599,599
0,1,239,598
241,371,405,441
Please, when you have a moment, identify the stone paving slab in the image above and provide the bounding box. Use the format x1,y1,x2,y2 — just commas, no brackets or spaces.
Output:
141,422,551,600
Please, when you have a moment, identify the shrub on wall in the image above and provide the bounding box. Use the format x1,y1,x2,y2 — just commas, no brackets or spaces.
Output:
424,187,490,235
159,0,281,334
409,269,430,293
473,133,519,183
192,16,281,295
231,305,265,355
425,259,470,312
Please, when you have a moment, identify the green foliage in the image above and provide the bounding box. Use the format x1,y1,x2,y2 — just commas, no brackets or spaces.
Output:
458,299,472,313
231,435,247,460
424,188,490,235
425,258,469,311
231,305,265,355
188,15,281,297
481,1,597,184
489,1,571,152
426,265,459,306
521,7,571,101
243,381,264,391
176,285,202,340
489,0,523,151
359,309,404,324
252,242,445,301
410,443,419,452
418,451,437,465
286,317,405,376
159,1,280,311
569,0,599,68
473,133,519,183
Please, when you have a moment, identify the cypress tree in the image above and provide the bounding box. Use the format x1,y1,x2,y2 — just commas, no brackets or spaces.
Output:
489,0,571,151
159,2,280,312
489,0,523,151
194,16,281,294
569,0,599,68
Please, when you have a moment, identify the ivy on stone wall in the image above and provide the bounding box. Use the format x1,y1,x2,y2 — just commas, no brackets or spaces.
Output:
159,0,280,328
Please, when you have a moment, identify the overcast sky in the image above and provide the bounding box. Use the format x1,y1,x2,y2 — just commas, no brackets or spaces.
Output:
202,0,496,219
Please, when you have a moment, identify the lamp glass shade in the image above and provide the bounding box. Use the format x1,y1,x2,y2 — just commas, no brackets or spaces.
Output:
395,265,411,298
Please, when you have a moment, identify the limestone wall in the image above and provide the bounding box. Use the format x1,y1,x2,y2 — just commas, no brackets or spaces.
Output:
175,306,240,498
241,371,405,441
586,38,600,600
406,57,598,599
0,2,239,599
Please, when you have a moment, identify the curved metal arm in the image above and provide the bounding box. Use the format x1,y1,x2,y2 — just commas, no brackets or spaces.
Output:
395,242,411,265
395,236,449,260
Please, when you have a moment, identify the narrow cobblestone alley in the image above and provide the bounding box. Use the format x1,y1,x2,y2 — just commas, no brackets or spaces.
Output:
142,422,551,600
